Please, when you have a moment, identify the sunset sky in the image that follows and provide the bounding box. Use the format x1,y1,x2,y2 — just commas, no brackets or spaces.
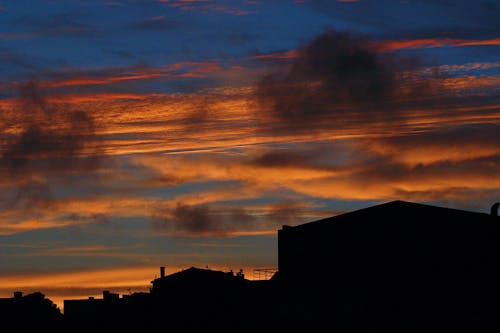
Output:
0,0,499,309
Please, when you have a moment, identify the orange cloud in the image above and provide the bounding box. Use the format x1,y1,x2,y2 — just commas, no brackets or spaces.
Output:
0,92,153,108
439,75,500,92
133,125,500,203
40,73,164,88
30,61,221,89
374,37,500,52
1,115,498,235
1,79,497,159
0,61,224,98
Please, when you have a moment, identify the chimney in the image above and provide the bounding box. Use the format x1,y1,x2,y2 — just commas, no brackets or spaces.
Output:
160,266,165,278
491,203,499,217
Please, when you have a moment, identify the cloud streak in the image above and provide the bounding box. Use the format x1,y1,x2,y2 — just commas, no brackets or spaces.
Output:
375,37,500,52
0,61,223,92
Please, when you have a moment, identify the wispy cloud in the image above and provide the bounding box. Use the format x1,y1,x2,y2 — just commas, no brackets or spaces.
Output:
375,37,500,52
0,61,223,91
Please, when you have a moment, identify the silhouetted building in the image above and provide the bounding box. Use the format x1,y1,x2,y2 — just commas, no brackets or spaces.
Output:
277,200,500,331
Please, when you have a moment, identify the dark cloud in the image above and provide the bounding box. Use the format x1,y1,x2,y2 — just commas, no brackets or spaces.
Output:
152,203,257,237
249,145,338,169
250,150,314,168
1,81,101,176
266,201,304,225
0,81,105,207
254,29,430,134
151,200,313,237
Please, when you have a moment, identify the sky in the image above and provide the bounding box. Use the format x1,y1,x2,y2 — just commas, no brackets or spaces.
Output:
0,0,499,309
